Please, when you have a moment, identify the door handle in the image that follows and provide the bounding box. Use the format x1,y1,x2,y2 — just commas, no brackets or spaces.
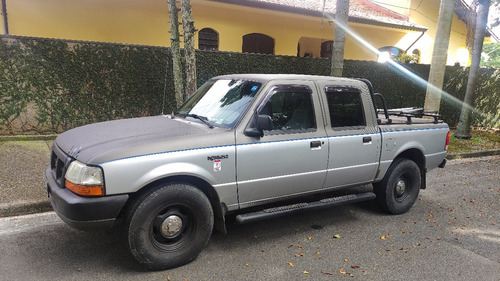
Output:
310,141,322,148
363,136,372,143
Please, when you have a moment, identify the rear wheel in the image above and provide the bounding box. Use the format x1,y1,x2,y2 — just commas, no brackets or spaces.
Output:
126,182,214,270
374,158,421,214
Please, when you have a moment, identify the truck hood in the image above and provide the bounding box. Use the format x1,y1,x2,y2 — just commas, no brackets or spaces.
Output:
55,115,231,164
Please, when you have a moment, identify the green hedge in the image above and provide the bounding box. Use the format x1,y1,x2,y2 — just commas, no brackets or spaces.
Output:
0,36,498,134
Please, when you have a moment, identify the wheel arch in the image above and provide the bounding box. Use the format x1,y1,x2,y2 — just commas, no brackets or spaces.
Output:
394,148,426,189
126,175,227,234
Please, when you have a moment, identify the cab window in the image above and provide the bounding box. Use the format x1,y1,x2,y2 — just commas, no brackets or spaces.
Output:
259,86,316,132
325,87,366,128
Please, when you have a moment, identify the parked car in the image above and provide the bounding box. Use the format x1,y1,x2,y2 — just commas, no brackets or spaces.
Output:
45,74,449,270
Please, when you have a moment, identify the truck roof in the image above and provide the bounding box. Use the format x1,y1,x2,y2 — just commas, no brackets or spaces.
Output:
212,73,362,84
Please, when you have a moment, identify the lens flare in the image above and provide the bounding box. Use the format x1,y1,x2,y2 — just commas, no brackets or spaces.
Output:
328,17,484,117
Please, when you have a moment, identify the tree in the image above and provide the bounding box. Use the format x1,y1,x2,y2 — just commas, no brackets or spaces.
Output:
167,0,197,107
481,42,500,68
455,0,491,139
423,0,455,113
181,0,197,98
330,0,349,77
167,0,184,107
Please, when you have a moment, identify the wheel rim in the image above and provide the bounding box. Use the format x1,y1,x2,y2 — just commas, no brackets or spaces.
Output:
161,215,183,238
150,205,195,251
394,175,411,202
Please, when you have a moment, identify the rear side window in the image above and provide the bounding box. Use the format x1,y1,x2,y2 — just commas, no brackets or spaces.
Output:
325,87,366,128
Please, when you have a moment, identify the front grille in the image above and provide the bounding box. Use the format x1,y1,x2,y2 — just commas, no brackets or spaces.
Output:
50,145,71,187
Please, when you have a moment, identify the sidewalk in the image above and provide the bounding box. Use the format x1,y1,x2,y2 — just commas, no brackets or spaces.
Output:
0,138,55,217
0,137,499,218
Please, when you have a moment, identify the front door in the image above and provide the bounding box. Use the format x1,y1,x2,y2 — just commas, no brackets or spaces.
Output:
235,81,328,209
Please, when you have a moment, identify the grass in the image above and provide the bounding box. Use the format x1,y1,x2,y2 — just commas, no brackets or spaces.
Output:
448,129,500,155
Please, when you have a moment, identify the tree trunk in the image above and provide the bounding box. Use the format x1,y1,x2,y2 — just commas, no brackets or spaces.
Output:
167,0,184,107
330,0,349,77
465,1,478,63
455,0,491,139
181,0,197,98
423,0,455,113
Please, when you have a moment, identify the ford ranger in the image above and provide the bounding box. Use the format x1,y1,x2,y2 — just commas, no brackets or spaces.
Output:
45,74,449,270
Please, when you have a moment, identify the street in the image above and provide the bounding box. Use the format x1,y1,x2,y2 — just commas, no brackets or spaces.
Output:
0,156,498,281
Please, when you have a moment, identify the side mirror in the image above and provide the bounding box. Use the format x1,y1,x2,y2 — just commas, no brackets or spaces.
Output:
244,114,273,138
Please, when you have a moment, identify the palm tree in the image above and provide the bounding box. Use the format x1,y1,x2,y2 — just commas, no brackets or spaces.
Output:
455,0,491,139
167,0,184,107
181,0,197,98
423,0,455,113
330,0,349,77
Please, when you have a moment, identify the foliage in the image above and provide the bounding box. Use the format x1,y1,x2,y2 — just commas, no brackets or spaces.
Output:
1,36,499,134
0,37,170,133
397,53,418,64
481,43,500,68
448,128,500,154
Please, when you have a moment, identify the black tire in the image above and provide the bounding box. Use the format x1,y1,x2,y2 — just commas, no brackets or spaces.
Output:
126,182,214,270
374,158,421,214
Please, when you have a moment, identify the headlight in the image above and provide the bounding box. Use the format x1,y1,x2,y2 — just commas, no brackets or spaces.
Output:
65,160,104,196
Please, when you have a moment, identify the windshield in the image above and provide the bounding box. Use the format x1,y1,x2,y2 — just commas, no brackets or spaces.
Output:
176,79,262,128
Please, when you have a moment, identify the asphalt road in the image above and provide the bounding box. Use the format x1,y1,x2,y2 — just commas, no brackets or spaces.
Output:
0,156,498,281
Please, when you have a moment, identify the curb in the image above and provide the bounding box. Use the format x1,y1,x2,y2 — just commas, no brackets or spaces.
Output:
446,149,500,160
0,201,53,218
0,135,57,142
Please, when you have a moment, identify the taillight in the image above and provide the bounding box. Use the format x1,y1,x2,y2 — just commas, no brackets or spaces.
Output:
445,131,450,151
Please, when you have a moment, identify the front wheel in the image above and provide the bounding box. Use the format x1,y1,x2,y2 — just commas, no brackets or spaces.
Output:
374,158,421,214
126,182,214,270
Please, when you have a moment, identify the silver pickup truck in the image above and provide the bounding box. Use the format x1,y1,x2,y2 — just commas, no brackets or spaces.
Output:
45,74,449,270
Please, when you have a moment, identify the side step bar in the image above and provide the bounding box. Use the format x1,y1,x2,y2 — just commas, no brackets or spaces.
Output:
235,192,376,224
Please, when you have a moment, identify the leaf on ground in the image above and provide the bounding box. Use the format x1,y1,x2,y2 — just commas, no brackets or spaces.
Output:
321,271,334,275
339,268,354,277
333,234,341,239
380,236,386,240
351,265,360,269
288,262,295,267
302,271,310,274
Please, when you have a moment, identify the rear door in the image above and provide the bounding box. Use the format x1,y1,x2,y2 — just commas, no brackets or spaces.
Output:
235,80,328,208
318,81,381,188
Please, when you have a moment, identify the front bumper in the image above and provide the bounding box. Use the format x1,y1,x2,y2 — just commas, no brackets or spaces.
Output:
45,166,129,232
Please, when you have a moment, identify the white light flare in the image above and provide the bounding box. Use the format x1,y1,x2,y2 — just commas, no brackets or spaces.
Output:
328,17,483,116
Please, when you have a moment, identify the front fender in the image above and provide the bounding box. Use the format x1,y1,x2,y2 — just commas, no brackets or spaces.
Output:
132,162,217,192
100,146,236,195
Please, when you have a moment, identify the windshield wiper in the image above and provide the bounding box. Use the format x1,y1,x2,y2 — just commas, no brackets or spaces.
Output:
185,114,214,129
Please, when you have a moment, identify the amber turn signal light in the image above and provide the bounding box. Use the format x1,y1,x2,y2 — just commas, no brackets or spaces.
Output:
66,179,104,196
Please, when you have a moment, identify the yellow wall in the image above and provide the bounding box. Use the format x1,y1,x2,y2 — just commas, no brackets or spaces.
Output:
2,0,468,65
6,0,170,46
405,0,468,65
192,0,408,61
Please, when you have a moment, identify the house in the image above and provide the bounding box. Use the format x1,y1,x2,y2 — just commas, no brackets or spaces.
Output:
1,0,472,65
